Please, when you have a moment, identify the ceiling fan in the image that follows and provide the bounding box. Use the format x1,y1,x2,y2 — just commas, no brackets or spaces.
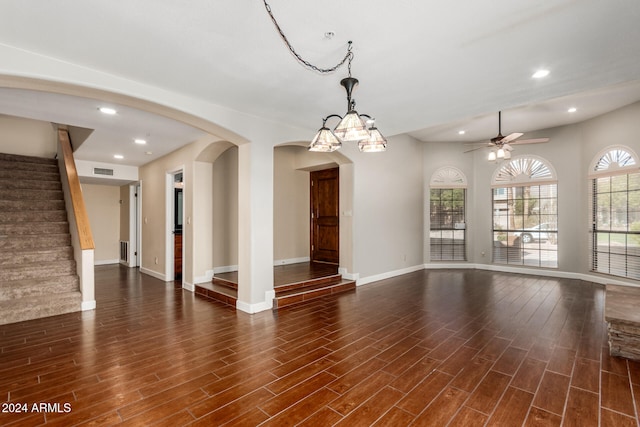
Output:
464,111,550,160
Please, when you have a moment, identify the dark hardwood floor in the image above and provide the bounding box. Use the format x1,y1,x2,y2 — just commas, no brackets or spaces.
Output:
1,265,639,426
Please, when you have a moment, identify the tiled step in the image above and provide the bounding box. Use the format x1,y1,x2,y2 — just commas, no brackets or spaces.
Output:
0,233,71,250
0,259,76,282
0,291,82,325
0,246,74,266
0,210,68,223
195,281,237,307
273,279,356,309
196,273,356,310
0,221,69,236
0,275,79,300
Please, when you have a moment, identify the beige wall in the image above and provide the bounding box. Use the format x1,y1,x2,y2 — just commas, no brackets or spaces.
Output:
0,114,57,158
212,147,239,269
82,183,121,263
119,185,130,242
273,146,310,262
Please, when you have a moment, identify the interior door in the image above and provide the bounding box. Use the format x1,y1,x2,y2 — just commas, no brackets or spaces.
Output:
310,168,339,264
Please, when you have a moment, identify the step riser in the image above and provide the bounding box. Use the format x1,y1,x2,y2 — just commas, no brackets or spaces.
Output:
0,200,65,211
0,261,76,282
0,211,67,223
0,234,71,250
0,247,73,266
0,222,69,236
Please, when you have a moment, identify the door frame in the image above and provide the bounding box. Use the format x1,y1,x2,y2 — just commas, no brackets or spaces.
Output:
165,167,184,284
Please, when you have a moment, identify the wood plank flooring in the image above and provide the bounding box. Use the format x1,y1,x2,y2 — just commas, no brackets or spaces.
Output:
1,265,639,426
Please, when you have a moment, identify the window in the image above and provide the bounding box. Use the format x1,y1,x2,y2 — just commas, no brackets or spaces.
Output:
491,156,558,268
430,167,467,261
590,146,640,280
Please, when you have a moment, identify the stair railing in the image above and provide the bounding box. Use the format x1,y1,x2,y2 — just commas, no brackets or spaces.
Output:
57,127,96,310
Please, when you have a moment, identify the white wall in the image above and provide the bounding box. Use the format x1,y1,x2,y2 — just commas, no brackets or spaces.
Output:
82,183,120,264
344,133,425,281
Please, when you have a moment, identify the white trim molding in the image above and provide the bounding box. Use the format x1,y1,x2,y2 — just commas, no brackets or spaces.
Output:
357,264,425,287
81,300,96,311
95,259,119,266
236,290,275,314
140,267,168,281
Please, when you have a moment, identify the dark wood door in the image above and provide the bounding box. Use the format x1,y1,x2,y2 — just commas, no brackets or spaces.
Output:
310,168,339,264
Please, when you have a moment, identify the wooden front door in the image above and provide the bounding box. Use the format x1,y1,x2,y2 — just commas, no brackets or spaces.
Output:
310,168,339,264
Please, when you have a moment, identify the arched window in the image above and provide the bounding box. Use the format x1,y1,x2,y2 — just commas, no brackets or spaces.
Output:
491,156,558,268
429,167,467,261
589,146,640,280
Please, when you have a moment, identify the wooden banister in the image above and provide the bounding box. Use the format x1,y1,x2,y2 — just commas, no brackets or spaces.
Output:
58,128,95,250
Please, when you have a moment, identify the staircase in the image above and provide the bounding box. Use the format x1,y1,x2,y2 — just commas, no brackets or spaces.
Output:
195,265,356,309
0,152,82,325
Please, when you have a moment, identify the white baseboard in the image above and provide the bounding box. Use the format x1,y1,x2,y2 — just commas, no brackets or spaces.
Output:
81,300,96,311
273,257,311,266
357,264,425,287
213,265,238,274
95,259,119,266
140,267,168,281
424,262,640,287
194,269,215,284
236,290,275,314
338,268,359,281
182,281,195,292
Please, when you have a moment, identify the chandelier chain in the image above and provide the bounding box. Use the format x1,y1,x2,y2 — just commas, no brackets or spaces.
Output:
262,0,353,74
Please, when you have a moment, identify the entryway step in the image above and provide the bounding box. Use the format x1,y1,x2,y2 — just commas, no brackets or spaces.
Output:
273,279,356,309
195,282,237,308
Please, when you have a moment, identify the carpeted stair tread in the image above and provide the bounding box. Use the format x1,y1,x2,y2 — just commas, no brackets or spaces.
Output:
0,199,65,211
0,158,59,174
0,152,82,325
0,210,67,223
0,221,69,236
0,169,60,181
0,291,82,325
0,275,79,300
0,259,76,282
0,233,71,250
0,178,61,191
0,188,63,200
0,246,73,265
0,152,57,165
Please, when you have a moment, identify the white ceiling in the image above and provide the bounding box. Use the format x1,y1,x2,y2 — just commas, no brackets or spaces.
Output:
0,0,639,166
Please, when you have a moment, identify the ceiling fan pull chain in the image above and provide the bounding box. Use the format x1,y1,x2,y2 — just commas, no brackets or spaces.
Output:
262,0,353,74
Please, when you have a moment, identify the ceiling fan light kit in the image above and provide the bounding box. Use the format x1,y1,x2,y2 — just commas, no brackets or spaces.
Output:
465,111,550,162
262,0,386,153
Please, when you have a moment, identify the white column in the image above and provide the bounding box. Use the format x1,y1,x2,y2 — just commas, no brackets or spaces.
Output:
236,142,274,313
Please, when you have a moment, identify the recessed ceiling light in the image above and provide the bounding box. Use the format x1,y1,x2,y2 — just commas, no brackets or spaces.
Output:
532,69,550,79
145,151,153,155
134,139,147,144
458,130,466,135
568,107,577,113
114,154,124,159
99,107,117,115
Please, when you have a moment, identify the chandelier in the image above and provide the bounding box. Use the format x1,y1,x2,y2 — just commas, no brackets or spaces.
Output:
262,1,386,153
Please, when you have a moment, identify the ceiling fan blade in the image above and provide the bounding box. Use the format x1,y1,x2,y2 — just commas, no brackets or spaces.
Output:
511,137,550,145
500,132,523,143
464,145,491,153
